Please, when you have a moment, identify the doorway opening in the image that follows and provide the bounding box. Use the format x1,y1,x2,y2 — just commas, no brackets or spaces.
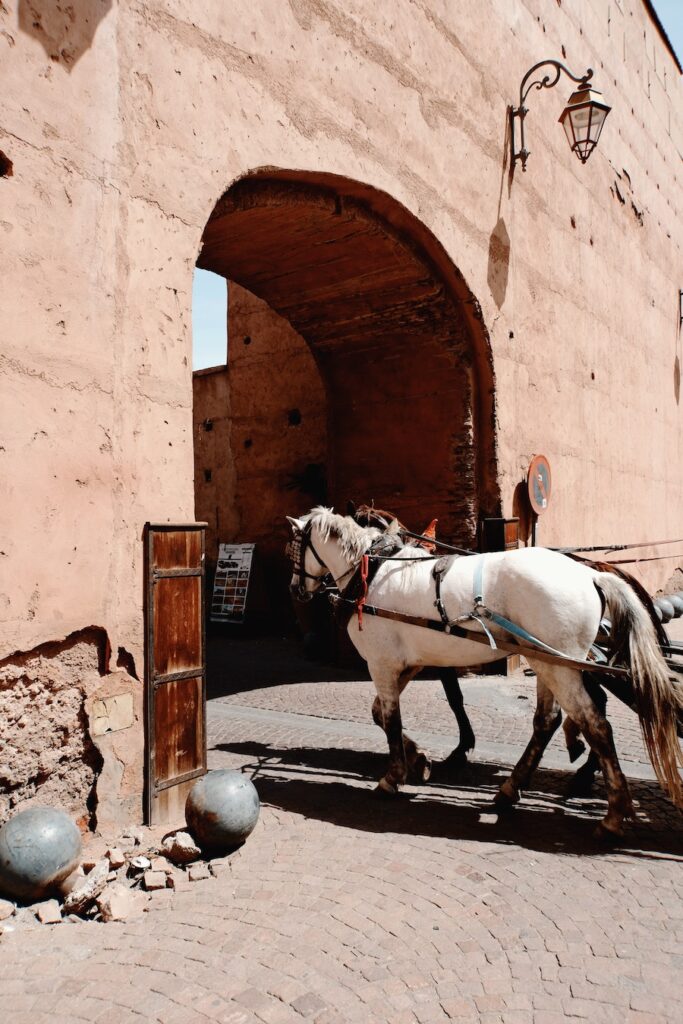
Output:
192,170,498,690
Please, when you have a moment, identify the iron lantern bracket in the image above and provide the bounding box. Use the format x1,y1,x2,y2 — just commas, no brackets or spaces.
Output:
510,59,593,172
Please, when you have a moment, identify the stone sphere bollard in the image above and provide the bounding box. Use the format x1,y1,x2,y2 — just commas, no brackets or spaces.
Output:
0,807,82,902
655,598,675,624
186,770,260,852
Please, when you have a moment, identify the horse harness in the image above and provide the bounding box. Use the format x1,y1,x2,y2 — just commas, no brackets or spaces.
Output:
287,527,632,681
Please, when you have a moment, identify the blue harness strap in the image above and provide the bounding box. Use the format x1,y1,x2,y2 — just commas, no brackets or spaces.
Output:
469,554,605,663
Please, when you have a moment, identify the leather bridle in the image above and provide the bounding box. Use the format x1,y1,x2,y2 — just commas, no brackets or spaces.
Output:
286,521,329,602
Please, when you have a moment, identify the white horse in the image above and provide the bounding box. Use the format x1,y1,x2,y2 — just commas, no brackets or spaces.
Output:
287,507,683,838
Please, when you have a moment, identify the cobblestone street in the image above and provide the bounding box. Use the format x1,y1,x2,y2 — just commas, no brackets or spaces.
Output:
2,639,683,1024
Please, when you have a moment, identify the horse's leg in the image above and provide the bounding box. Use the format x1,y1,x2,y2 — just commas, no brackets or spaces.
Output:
369,667,408,794
440,668,476,767
494,679,562,810
563,716,586,763
371,668,431,783
566,683,608,798
538,666,634,838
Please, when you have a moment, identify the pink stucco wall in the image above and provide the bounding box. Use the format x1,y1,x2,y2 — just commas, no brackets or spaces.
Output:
1,1,681,820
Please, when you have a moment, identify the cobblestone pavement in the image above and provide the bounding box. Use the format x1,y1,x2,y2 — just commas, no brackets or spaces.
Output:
2,640,683,1024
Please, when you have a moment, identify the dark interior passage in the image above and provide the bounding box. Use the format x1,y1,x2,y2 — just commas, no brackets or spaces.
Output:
194,170,497,638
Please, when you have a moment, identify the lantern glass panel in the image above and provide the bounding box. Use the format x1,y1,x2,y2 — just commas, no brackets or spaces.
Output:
560,112,576,150
588,105,608,142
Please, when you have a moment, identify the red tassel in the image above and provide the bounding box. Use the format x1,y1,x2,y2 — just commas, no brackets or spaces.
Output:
357,554,369,630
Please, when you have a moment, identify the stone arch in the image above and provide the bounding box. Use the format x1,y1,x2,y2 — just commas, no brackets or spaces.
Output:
195,169,499,571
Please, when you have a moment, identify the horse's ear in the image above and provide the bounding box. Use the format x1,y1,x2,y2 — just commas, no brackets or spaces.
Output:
286,516,304,532
346,500,357,518
386,519,400,535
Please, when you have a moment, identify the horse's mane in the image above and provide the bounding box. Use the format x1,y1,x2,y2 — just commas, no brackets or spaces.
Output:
308,506,381,563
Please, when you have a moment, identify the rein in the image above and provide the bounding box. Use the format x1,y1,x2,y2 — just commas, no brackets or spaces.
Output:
328,593,631,679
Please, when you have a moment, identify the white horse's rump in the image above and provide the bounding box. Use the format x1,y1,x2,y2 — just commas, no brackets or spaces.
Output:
287,508,683,837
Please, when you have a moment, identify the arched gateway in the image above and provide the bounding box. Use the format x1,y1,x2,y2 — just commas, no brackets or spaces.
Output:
195,170,499,575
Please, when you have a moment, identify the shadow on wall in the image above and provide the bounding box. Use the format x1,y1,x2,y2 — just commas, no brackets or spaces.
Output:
512,479,532,544
674,355,680,406
487,217,511,309
18,0,113,69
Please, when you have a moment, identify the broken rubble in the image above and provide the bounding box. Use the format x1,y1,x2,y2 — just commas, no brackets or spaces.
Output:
63,858,109,914
0,898,16,921
161,830,202,865
34,899,62,924
96,883,146,922
142,870,167,891
58,865,85,896
106,847,125,869
149,856,171,873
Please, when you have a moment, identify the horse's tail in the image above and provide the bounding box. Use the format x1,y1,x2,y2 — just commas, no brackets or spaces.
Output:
596,572,683,806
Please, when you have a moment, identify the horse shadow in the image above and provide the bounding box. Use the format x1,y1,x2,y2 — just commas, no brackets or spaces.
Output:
212,739,683,861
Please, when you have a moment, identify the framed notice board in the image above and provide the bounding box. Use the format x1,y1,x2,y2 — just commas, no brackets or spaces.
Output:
210,543,255,623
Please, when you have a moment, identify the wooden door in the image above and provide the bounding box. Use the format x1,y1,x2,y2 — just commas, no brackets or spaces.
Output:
144,522,207,825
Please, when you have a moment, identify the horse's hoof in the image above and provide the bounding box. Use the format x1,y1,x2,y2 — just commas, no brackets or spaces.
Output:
567,739,587,763
493,790,518,815
408,753,432,784
442,748,470,770
593,821,623,843
374,778,399,798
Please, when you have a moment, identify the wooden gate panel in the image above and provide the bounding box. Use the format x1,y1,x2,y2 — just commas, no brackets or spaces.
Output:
152,576,202,677
145,522,207,825
153,675,204,788
152,529,203,570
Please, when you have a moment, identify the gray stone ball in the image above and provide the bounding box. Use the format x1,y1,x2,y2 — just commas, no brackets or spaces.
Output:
185,770,260,851
0,806,82,902
655,598,675,624
667,594,683,618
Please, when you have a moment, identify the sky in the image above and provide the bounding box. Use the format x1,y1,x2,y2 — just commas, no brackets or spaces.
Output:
192,269,227,370
191,2,682,371
652,0,683,66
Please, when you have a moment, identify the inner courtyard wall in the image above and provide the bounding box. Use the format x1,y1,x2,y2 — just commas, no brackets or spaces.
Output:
1,0,681,822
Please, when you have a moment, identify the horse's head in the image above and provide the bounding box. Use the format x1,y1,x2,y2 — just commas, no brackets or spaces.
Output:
285,514,329,602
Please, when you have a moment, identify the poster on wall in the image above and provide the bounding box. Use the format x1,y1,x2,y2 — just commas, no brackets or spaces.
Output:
210,543,255,623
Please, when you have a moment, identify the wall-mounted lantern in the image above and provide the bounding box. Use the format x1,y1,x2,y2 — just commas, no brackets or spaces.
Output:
510,60,611,172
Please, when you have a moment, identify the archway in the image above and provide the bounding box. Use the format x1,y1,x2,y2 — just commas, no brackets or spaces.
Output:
193,170,498,648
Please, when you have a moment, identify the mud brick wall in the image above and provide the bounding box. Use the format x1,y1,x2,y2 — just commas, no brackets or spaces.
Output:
1,0,681,821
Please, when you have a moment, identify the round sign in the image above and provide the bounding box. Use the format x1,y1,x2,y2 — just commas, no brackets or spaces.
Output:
527,455,551,515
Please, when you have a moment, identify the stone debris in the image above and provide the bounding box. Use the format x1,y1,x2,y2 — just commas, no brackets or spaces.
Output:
188,862,211,882
0,898,16,920
63,858,109,914
58,865,85,896
121,826,143,846
106,847,125,869
96,883,146,922
150,856,172,873
34,899,62,924
142,870,167,891
2,821,238,930
161,830,202,865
